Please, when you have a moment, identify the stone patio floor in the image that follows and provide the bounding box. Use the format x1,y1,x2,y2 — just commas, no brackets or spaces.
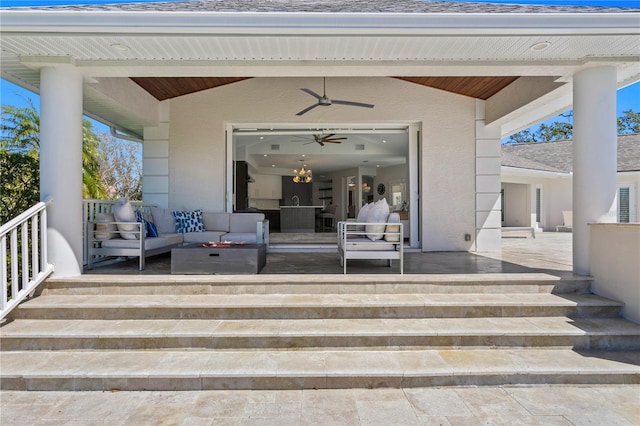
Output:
3,231,639,425
2,385,639,425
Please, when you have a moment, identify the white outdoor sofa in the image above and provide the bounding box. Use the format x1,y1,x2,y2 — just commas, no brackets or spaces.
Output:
87,209,269,271
337,214,403,274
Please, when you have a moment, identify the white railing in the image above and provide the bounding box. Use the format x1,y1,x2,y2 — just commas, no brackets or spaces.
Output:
82,199,156,265
1,199,54,320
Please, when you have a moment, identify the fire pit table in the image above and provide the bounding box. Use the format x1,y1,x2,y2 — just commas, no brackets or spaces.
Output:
171,242,266,274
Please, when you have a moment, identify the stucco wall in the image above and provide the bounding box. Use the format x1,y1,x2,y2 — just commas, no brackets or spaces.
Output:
544,178,572,230
502,182,529,227
617,173,639,222
422,93,476,251
167,76,477,250
590,223,640,323
502,173,638,231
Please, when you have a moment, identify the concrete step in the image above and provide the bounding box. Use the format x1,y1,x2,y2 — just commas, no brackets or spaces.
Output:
1,348,638,391
10,293,622,320
2,317,639,351
40,273,593,296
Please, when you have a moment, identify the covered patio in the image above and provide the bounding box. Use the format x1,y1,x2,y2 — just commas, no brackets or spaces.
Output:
84,230,573,276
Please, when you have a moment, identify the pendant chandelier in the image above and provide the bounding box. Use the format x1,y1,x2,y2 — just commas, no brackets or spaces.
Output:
293,162,312,183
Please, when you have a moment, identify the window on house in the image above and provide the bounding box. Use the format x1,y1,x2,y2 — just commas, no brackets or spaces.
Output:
535,187,541,223
619,187,630,223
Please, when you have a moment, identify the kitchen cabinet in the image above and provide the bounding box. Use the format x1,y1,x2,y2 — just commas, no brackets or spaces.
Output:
280,206,322,233
248,174,282,199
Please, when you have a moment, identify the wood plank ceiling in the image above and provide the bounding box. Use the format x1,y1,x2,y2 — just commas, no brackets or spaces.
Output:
131,76,518,101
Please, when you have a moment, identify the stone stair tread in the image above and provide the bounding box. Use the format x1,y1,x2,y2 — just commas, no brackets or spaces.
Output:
5,274,634,390
2,349,638,379
17,293,623,309
3,317,639,338
41,273,595,296
47,272,568,285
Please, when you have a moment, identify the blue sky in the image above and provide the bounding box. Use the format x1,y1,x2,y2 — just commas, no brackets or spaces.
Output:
1,0,638,136
1,0,639,6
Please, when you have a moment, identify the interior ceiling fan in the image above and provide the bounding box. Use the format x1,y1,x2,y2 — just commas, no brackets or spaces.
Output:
293,133,348,147
296,77,375,116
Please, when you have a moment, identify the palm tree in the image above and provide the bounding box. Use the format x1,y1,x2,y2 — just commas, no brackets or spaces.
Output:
1,98,107,199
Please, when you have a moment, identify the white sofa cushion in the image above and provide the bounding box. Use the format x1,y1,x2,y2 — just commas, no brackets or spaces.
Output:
157,233,184,246
183,231,228,244
202,212,230,232
101,236,172,250
230,213,264,233
224,233,258,244
151,207,177,234
342,237,397,251
94,213,117,241
113,198,138,240
384,212,401,242
365,199,390,241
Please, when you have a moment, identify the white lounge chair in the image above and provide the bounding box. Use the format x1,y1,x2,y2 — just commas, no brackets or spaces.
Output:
556,211,573,232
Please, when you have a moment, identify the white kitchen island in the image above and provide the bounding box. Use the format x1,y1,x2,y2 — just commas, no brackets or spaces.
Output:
280,206,324,233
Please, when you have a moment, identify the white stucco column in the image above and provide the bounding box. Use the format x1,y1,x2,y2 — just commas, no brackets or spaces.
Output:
573,66,618,275
40,66,84,277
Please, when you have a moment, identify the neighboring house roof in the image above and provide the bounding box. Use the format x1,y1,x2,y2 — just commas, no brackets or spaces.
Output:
501,134,640,173
15,0,639,13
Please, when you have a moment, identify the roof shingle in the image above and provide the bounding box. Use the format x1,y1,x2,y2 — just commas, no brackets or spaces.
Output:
14,0,640,13
501,134,640,173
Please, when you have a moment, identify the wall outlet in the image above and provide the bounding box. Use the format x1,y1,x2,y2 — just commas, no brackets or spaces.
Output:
464,233,471,241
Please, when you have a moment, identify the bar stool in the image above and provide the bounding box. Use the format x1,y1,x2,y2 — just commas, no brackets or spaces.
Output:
320,204,338,232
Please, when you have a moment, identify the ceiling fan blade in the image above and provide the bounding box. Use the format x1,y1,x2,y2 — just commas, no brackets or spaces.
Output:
300,88,323,100
323,140,342,144
323,137,347,141
331,99,375,109
296,103,320,116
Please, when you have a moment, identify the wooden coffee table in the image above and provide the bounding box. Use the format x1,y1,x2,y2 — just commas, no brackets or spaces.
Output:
171,243,266,274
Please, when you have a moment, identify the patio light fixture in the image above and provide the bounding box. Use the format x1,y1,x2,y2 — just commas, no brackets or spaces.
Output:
530,41,551,51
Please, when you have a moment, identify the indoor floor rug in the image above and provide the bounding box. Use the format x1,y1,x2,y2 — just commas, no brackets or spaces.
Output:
268,232,336,244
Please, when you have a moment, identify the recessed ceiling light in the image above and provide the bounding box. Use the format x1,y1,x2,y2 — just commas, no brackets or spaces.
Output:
382,140,387,143
110,43,130,51
263,154,268,157
260,136,264,140
530,41,551,51
272,164,276,167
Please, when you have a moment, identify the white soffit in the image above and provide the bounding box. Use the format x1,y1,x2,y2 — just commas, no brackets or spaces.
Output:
1,10,638,136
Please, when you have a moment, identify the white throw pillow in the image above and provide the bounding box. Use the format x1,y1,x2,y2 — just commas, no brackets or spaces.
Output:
356,202,373,231
113,198,138,240
94,213,117,241
384,212,401,242
365,198,390,241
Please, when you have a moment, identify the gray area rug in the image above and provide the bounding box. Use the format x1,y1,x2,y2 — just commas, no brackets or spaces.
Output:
269,232,336,244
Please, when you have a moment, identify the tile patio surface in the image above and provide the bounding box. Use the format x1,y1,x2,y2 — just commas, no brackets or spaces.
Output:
5,232,639,425
2,385,639,425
